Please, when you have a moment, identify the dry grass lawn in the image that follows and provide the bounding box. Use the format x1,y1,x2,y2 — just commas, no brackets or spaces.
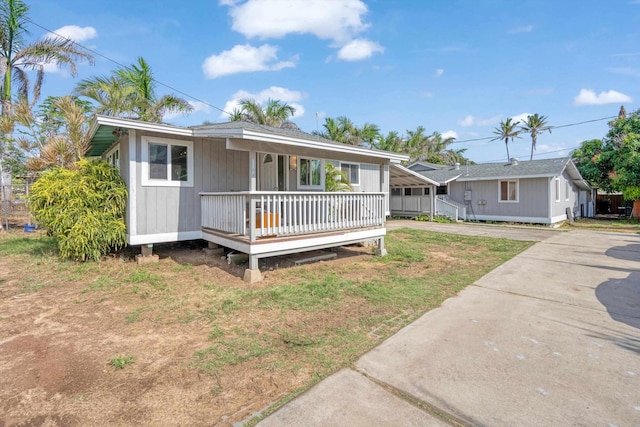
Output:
0,228,533,426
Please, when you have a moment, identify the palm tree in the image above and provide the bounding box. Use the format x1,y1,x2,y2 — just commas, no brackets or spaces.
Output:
314,116,380,146
8,95,91,171
373,130,402,152
404,126,433,162
75,76,136,117
0,0,94,115
324,163,353,192
492,118,521,162
426,132,467,165
76,57,192,122
520,113,551,160
0,0,93,225
231,98,295,127
116,57,192,122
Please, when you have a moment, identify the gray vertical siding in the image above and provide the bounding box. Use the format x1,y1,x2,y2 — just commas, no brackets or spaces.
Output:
551,172,579,219
450,177,549,220
133,132,249,241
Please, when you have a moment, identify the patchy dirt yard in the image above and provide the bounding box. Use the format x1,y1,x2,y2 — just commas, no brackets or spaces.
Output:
0,230,532,426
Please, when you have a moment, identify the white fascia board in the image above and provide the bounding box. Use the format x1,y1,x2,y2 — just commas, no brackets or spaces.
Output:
93,115,193,137
87,116,102,140
198,127,408,163
442,175,462,184
391,164,440,186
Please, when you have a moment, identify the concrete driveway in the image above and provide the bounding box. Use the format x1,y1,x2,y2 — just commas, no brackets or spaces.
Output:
385,218,563,241
257,229,640,426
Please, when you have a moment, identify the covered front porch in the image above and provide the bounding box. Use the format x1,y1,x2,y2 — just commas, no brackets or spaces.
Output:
200,191,388,282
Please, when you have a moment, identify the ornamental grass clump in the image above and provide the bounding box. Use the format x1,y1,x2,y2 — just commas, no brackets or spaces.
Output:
29,160,127,261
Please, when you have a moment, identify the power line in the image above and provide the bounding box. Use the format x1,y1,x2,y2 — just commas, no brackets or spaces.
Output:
27,18,231,116
450,115,617,144
477,145,581,164
24,19,622,140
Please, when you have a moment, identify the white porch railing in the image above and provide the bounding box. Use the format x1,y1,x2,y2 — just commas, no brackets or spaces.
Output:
435,197,463,220
200,191,386,241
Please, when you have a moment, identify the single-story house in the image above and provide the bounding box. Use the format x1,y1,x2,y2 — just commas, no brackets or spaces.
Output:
390,157,594,225
88,115,409,281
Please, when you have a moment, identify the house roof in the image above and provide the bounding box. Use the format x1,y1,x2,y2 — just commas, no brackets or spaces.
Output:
87,115,409,164
409,158,592,190
389,164,439,187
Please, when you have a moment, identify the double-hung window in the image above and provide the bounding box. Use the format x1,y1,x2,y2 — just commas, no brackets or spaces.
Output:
340,163,360,186
298,158,322,189
142,136,194,187
499,180,518,202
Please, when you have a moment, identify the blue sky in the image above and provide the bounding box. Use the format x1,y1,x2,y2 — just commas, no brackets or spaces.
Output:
26,0,640,163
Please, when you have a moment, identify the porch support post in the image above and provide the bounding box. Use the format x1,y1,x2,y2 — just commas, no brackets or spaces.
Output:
249,150,257,192
375,236,387,257
379,163,386,222
243,255,262,283
430,185,435,221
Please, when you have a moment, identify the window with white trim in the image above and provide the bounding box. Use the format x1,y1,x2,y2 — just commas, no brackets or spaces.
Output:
499,180,518,202
141,136,194,187
554,177,560,202
340,163,360,185
105,145,120,170
298,158,322,188
565,179,570,201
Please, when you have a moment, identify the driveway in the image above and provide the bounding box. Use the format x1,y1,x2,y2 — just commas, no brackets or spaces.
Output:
385,218,563,241
257,229,640,426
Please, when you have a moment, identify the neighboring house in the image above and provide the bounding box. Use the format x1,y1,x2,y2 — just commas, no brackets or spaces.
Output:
390,157,594,225
88,115,408,282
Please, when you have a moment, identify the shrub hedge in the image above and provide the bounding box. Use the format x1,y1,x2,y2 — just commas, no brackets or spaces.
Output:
29,160,127,261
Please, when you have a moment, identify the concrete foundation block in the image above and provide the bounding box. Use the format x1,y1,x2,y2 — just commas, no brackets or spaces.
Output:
136,254,159,264
227,252,249,265
243,268,262,283
141,244,153,257
375,247,388,257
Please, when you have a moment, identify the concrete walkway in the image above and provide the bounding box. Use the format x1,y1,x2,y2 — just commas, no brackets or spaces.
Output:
257,229,640,426
385,218,564,241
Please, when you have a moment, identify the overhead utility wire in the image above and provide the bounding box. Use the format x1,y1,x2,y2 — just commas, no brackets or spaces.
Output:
26,18,232,116
479,145,582,164
26,19,622,136
450,115,618,144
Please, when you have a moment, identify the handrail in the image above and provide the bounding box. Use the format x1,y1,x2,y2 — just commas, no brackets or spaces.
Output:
201,191,385,241
435,198,459,220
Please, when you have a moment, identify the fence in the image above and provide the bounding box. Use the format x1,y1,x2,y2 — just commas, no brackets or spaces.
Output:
1,183,33,231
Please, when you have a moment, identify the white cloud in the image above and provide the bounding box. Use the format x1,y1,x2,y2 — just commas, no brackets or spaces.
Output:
42,25,97,74
222,0,369,43
511,112,532,124
46,25,97,42
203,44,296,78
435,68,444,77
221,86,305,119
509,25,534,34
458,115,500,127
574,89,632,106
441,130,458,140
337,38,383,61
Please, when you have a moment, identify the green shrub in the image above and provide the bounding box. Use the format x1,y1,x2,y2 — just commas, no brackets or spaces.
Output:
28,159,127,261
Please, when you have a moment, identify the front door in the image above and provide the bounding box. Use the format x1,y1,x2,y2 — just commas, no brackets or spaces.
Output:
259,153,287,191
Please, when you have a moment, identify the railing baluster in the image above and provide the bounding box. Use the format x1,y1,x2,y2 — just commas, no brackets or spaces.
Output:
200,191,386,238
